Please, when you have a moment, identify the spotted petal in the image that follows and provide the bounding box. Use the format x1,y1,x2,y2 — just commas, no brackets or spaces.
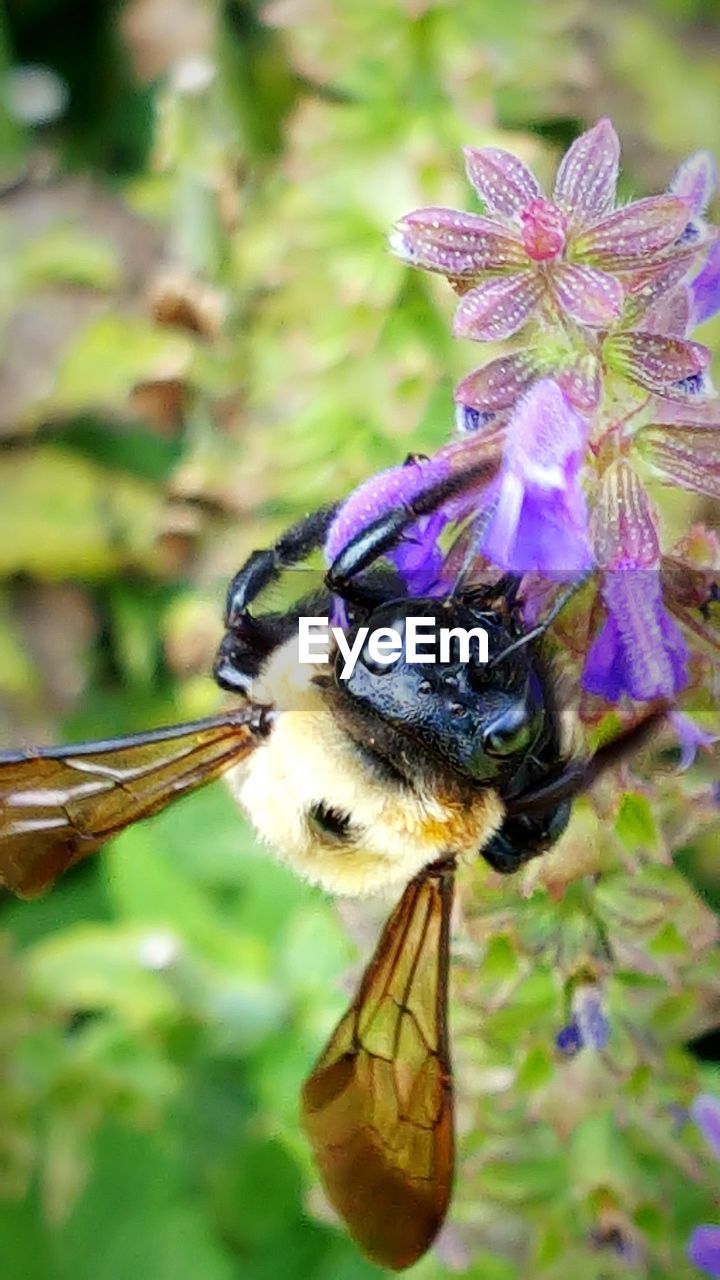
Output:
623,258,694,326
553,117,620,222
593,458,660,569
453,272,544,341
573,196,691,269
463,146,541,218
637,424,720,502
604,333,710,396
557,354,602,412
389,208,527,277
551,263,624,327
454,350,539,412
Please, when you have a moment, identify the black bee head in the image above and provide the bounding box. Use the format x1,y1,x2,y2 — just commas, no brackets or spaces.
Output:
334,596,549,785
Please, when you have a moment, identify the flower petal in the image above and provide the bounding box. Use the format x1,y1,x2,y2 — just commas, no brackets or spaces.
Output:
390,508,448,595
582,612,626,701
555,1020,583,1056
636,287,693,340
604,332,710,395
453,272,544,341
480,380,593,574
551,262,624,327
501,378,588,479
688,1226,720,1279
637,424,720,502
572,984,610,1050
389,207,527,277
691,239,720,326
671,151,718,216
671,714,719,770
325,454,451,562
482,480,593,574
553,117,620,222
593,458,660,569
623,257,695,326
573,195,691,269
463,145,541,218
691,1093,720,1160
583,570,688,702
557,354,602,412
454,350,539,411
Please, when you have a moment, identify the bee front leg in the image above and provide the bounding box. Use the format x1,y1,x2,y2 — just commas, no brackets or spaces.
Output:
481,803,572,874
215,505,339,695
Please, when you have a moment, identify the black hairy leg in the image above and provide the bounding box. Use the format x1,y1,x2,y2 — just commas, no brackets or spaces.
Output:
481,802,571,874
325,457,499,608
214,504,338,694
224,504,339,626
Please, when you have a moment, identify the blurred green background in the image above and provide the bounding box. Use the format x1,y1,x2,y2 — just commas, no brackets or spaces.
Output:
0,2,719,1278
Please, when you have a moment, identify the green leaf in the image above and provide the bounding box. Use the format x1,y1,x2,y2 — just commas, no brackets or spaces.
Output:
25,924,179,1026
615,793,660,854
104,820,266,974
478,1153,566,1204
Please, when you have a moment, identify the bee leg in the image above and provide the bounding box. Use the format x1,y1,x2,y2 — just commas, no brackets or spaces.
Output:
224,505,339,626
213,610,304,695
326,458,497,607
481,803,572,874
215,505,339,695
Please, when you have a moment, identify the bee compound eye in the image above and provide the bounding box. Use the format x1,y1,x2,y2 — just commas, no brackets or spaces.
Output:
482,702,536,758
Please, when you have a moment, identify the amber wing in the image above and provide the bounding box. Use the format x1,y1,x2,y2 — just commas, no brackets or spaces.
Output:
301,862,455,1271
0,706,271,898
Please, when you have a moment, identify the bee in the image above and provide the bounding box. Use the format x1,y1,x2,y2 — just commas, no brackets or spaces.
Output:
0,462,665,1270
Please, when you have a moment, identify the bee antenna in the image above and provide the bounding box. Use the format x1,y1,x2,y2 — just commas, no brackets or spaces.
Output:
488,571,592,668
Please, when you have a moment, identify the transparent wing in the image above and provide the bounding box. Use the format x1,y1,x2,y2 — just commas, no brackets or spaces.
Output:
301,862,455,1271
0,706,271,898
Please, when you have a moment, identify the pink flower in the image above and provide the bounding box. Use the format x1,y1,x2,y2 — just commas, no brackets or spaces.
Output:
391,119,691,341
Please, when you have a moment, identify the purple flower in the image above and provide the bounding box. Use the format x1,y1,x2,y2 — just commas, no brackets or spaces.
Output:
479,379,593,574
604,331,712,403
556,984,610,1056
391,119,691,341
324,435,504,596
671,150,718,247
573,984,610,1050
555,1021,584,1056
691,240,720,327
670,713,720,770
388,507,447,595
692,1094,720,1161
584,460,689,702
687,1094,720,1278
689,1228,720,1278
325,453,452,567
583,570,688,702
